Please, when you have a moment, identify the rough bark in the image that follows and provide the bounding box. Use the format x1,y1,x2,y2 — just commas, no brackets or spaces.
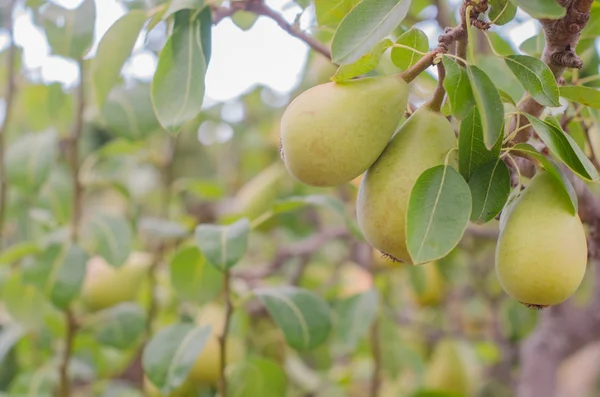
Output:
513,0,594,142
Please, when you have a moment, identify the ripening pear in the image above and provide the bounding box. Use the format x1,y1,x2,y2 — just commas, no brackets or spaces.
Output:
144,377,193,397
81,252,152,311
357,106,457,263
233,162,286,220
495,170,587,308
425,338,481,395
280,74,409,187
409,261,445,307
187,303,245,386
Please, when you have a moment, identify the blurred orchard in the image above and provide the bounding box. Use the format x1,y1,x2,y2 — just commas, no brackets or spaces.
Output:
0,1,599,397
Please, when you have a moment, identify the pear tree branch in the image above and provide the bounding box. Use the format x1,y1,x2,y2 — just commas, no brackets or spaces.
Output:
0,0,18,249
211,1,331,59
512,0,594,142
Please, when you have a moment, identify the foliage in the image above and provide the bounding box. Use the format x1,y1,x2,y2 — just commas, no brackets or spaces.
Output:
0,0,599,397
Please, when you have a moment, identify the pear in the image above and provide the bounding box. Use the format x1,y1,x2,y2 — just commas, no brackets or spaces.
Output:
187,303,245,386
233,162,286,220
425,338,481,395
495,170,587,308
356,106,457,263
409,261,445,307
81,252,151,311
280,74,409,187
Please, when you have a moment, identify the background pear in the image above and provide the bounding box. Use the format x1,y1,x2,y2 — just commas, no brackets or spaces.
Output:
425,338,481,395
356,106,457,263
81,252,152,311
280,74,408,187
187,303,245,386
232,162,286,220
495,170,588,308
409,261,446,307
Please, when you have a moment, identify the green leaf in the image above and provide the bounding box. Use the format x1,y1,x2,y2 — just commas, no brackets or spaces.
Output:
504,55,560,107
198,6,212,65
152,9,207,133
331,0,412,65
83,212,133,268
142,323,211,394
331,39,392,82
581,4,600,39
523,114,599,182
195,218,250,271
489,0,517,25
560,85,600,109
0,325,24,364
0,242,40,266
442,57,474,120
468,159,511,224
314,0,361,27
39,167,73,225
467,65,504,150
23,243,88,310
458,107,499,181
93,303,147,350
102,83,161,140
229,357,287,397
40,0,96,59
334,288,378,352
2,273,48,329
91,10,148,109
498,89,517,106
169,245,223,304
406,165,472,265
391,27,428,71
6,130,57,194
256,286,332,351
519,34,545,58
510,0,566,19
163,0,205,21
139,217,188,240
512,143,578,215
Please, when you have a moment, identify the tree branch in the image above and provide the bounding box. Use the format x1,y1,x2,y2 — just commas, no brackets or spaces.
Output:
0,0,18,249
212,1,331,60
513,0,594,142
58,59,87,397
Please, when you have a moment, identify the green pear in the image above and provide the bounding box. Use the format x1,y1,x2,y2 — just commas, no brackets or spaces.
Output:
233,162,286,220
280,74,409,187
356,106,457,263
425,338,481,395
81,252,152,311
495,170,587,308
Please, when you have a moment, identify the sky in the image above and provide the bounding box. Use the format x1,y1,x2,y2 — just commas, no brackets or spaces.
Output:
9,0,542,105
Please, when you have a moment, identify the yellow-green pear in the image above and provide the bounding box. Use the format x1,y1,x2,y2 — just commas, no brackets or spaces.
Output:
280,74,409,187
356,107,457,263
425,338,481,395
409,261,445,307
495,170,587,308
81,252,152,311
233,162,286,220
187,303,245,386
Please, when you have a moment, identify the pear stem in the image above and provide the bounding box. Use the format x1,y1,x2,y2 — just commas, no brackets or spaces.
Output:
425,62,447,113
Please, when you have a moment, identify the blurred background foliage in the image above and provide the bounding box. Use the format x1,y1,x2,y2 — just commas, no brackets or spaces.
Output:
0,0,599,397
